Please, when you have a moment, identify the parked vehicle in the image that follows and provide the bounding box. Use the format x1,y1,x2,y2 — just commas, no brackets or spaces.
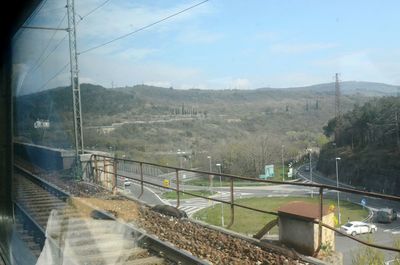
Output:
124,180,132,186
376,208,398,223
340,221,377,236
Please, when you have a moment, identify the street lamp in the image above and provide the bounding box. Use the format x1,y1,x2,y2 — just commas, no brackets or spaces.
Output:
216,163,224,227
307,148,313,198
281,145,285,181
336,157,341,224
207,156,213,190
177,149,185,168
122,154,126,171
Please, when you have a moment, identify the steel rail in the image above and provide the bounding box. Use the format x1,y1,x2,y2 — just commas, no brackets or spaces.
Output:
14,163,210,265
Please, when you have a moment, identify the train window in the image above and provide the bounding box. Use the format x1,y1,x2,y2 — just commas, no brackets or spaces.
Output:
8,0,400,264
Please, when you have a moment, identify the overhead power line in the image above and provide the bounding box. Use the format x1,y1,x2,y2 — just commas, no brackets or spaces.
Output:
13,0,49,40
79,0,111,21
79,0,209,55
24,0,49,26
32,34,68,73
26,0,109,75
27,13,67,74
37,62,70,91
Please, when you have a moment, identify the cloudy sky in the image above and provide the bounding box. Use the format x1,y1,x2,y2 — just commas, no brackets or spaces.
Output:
12,0,400,95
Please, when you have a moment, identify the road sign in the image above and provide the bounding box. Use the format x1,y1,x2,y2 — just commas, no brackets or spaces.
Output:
361,198,366,207
163,179,170,188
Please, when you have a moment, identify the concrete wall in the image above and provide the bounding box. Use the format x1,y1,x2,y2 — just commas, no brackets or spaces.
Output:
14,142,75,170
90,155,116,193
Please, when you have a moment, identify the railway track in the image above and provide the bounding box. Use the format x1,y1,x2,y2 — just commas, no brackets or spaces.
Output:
13,165,209,265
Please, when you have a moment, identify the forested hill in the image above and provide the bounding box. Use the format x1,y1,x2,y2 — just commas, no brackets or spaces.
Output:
116,81,399,103
259,81,399,96
15,83,139,117
317,96,400,195
14,81,400,174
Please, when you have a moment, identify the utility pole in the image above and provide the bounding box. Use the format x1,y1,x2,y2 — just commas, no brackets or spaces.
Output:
335,73,341,143
281,145,285,181
216,163,224,227
308,148,313,198
67,0,84,161
336,157,342,224
207,156,213,190
396,111,400,151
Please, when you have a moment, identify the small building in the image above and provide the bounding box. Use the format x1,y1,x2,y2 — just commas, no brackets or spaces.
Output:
278,201,335,256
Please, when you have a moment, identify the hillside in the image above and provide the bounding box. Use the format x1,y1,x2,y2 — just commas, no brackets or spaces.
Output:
317,96,400,195
259,81,399,96
14,81,396,175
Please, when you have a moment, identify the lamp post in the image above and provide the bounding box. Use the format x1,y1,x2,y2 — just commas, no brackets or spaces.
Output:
207,156,213,190
216,163,224,227
177,149,185,168
189,155,192,169
281,145,285,181
336,157,341,224
307,148,313,198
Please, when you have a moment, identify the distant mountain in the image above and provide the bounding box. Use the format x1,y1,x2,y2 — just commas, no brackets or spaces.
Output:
14,80,400,180
257,81,399,96
15,80,397,127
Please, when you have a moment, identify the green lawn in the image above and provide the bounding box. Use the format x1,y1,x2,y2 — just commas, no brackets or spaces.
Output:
162,190,216,199
184,166,296,187
185,177,273,187
193,197,369,236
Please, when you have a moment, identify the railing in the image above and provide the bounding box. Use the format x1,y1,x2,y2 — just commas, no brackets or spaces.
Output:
89,153,400,255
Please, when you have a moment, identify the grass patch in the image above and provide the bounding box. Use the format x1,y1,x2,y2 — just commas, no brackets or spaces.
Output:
185,178,270,187
162,190,216,199
193,197,369,235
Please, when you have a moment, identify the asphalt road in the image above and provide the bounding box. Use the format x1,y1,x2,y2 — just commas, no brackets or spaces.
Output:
116,177,166,206
297,165,400,264
116,166,400,264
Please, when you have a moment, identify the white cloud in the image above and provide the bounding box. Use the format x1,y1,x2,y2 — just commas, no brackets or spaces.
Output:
203,76,252,90
76,0,214,53
78,53,201,89
230,78,251,89
144,81,172,88
312,49,400,84
269,43,338,54
177,29,224,44
261,72,328,88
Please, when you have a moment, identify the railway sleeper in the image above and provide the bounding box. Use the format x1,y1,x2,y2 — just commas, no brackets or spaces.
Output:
61,233,130,247
16,198,65,206
70,239,138,255
15,197,60,205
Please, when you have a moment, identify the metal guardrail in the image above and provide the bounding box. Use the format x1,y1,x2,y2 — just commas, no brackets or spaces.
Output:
90,154,400,255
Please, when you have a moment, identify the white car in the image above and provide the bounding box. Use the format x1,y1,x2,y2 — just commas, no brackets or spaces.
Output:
340,221,377,236
124,180,132,186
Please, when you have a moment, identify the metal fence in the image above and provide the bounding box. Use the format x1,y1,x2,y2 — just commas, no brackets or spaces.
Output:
89,153,400,256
